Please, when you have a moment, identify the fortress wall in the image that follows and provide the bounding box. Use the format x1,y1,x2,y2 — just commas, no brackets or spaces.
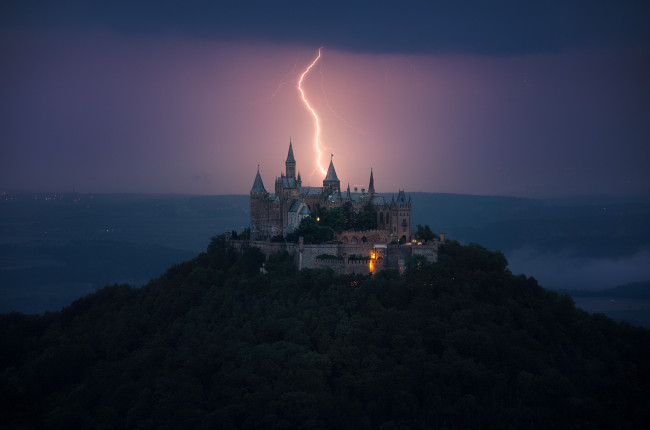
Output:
255,241,295,258
338,243,373,258
298,243,339,269
385,244,412,273
228,237,438,274
314,258,346,274
337,230,390,245
412,243,439,262
344,258,372,275
230,240,295,257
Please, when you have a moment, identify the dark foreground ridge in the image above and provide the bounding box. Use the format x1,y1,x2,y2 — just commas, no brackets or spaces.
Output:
2,236,649,429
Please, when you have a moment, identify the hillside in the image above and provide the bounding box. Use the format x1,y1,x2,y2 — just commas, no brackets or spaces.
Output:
2,238,649,429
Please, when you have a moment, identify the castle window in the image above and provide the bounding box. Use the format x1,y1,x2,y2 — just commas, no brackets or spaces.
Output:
379,212,384,224
386,213,390,223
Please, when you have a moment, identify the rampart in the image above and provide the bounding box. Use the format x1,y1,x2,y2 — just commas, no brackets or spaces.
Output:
228,236,440,275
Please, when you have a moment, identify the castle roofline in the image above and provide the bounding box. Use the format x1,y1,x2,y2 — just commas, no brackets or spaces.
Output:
324,156,339,182
286,140,295,163
250,167,267,194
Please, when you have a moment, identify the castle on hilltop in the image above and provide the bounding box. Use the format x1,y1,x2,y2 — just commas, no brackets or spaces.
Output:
227,140,441,275
250,140,412,243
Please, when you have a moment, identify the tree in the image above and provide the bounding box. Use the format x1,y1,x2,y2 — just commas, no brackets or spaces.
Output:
239,228,251,240
265,251,296,276
230,246,265,275
405,254,429,274
270,234,285,243
286,216,334,244
355,203,378,231
316,207,346,233
415,224,437,242
343,201,357,231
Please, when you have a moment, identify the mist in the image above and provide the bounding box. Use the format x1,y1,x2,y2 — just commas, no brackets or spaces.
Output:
507,246,650,291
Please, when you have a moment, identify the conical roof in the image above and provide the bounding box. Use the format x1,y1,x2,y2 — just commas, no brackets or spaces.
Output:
287,140,295,163
250,168,266,193
324,157,339,182
368,168,375,194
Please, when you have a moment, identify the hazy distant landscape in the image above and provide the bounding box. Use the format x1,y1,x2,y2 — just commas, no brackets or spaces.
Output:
2,191,649,325
0,192,248,313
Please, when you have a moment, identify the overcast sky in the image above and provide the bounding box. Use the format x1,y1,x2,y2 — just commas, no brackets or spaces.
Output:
1,0,649,196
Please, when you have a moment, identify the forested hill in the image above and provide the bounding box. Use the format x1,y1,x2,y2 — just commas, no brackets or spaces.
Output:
2,238,649,429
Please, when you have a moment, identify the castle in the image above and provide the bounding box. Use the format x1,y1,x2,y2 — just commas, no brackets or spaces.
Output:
230,140,441,275
250,140,412,243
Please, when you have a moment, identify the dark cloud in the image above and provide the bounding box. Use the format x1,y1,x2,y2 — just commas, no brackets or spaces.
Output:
3,0,649,55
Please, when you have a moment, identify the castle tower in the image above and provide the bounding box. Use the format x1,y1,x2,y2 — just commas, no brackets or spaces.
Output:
286,140,296,180
323,154,341,193
390,189,412,242
251,166,266,195
250,166,269,239
368,168,375,195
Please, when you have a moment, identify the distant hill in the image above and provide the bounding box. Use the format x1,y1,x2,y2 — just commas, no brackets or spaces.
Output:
570,281,650,300
408,192,650,291
1,239,649,429
408,192,650,259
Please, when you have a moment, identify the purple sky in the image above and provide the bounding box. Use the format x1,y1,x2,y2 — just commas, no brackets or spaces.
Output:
1,1,649,197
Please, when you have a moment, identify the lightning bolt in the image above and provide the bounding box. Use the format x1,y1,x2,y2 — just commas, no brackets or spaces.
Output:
298,47,326,176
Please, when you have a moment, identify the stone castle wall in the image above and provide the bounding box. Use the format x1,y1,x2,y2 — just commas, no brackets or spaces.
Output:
337,230,391,245
228,238,439,275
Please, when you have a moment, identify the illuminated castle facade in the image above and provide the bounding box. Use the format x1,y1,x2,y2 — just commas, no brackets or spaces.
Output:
250,140,412,242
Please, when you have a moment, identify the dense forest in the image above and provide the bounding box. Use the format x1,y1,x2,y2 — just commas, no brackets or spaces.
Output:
2,236,649,429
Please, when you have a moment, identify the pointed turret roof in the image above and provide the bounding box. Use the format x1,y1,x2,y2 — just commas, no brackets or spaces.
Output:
368,168,375,194
396,189,408,204
287,140,295,163
324,155,339,182
250,167,266,193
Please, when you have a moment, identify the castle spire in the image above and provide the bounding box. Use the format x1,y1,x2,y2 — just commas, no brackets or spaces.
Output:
287,139,295,162
250,165,266,194
285,139,296,179
324,156,339,182
368,168,375,195
323,153,340,192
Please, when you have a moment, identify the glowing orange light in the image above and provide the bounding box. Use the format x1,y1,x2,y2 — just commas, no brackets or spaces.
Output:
298,47,326,176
